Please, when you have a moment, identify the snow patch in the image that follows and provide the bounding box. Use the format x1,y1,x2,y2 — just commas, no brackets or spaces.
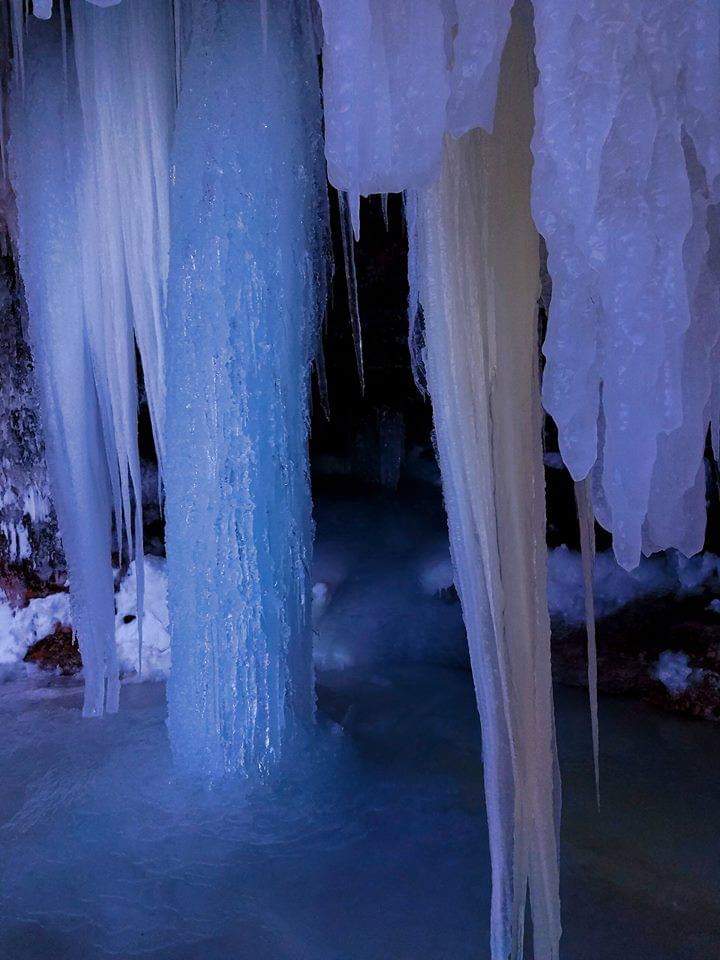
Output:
114,557,170,679
0,557,170,680
652,651,693,697
418,557,455,597
548,547,720,626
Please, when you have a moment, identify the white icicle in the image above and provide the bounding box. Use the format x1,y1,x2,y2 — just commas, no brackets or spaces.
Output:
534,0,719,570
413,6,560,956
9,14,118,717
575,477,600,807
317,0,449,201
445,0,513,138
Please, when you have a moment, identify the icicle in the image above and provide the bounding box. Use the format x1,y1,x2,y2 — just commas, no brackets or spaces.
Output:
404,189,426,396
337,190,365,392
575,477,600,808
68,0,173,677
9,1,173,709
9,0,25,91
165,0,329,779
32,0,52,20
9,14,118,717
533,0,720,569
317,0,448,199
69,0,173,479
445,0,513,137
413,5,560,957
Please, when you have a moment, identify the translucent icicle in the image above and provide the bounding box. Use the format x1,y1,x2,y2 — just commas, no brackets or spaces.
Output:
338,190,365,392
9,15,118,717
413,6,560,956
575,477,600,807
380,192,389,231
317,0,448,198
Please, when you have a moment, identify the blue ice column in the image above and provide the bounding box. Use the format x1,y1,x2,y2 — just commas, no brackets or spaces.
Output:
165,0,329,778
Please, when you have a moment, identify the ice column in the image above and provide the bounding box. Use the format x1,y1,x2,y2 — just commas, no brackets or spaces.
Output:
412,7,561,958
165,0,329,779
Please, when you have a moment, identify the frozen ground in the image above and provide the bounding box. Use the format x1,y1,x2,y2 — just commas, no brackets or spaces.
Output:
0,484,718,959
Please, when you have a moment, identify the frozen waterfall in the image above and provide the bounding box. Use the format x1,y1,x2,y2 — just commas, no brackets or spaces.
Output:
3,1,720,957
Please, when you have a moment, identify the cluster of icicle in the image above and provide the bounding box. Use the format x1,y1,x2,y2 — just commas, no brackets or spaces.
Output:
318,0,514,238
321,3,560,957
317,2,720,956
5,0,720,957
7,0,328,778
534,0,720,572
8,0,173,716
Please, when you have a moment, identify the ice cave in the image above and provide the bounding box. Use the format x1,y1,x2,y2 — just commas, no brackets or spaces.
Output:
0,1,718,958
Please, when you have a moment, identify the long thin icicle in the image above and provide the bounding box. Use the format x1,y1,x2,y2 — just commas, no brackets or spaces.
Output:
413,5,560,957
575,477,600,807
337,190,365,392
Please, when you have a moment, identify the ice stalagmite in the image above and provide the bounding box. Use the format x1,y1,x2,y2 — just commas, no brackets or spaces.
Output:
412,7,560,958
165,0,329,779
534,0,720,569
9,3,173,710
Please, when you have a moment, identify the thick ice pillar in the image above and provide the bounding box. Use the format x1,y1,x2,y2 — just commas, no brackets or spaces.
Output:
412,6,560,958
165,0,329,779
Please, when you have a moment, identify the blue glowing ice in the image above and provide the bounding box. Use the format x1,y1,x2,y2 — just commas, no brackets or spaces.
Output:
164,0,330,779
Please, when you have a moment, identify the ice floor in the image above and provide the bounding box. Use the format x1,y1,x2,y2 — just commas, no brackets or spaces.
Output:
1,485,718,959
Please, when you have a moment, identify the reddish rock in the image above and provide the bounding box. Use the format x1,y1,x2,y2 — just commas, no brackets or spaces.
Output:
24,625,82,675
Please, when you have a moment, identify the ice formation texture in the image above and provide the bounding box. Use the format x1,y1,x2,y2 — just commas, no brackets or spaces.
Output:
533,0,720,570
317,0,512,230
164,0,329,779
411,8,560,958
8,2,172,715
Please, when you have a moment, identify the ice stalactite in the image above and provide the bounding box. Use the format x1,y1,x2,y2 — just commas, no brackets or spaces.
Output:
337,190,364,389
317,0,511,225
9,19,119,715
533,0,720,570
69,0,174,478
8,2,173,709
165,0,329,779
412,7,560,958
575,478,600,806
